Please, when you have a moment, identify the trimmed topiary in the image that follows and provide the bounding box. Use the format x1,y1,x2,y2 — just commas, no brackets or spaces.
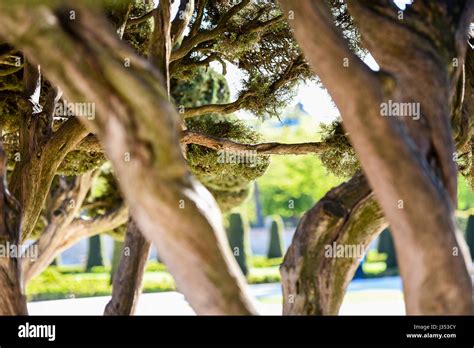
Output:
85,235,105,272
267,215,285,258
226,212,250,275
466,215,474,258
378,228,397,269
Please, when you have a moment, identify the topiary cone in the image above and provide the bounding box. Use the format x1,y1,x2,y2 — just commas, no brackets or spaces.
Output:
267,215,285,259
466,215,474,258
226,212,250,275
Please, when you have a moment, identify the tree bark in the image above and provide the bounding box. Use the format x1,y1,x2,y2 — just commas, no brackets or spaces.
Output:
104,219,151,315
0,139,27,315
281,173,387,315
0,4,256,314
279,0,473,314
9,65,89,240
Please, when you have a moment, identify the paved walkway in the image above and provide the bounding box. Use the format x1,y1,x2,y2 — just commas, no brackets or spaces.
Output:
28,277,406,315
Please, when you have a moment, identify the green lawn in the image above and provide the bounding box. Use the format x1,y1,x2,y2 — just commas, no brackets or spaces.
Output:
26,256,397,302
26,259,283,301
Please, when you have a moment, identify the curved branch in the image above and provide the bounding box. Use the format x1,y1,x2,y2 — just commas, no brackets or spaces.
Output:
281,172,387,315
279,0,473,314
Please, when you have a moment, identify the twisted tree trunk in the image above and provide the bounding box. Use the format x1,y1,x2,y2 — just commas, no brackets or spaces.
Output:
0,139,27,315
279,0,473,314
281,173,386,315
0,3,255,315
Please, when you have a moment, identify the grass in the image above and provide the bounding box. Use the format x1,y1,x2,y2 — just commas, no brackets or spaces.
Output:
26,259,283,302
26,256,398,302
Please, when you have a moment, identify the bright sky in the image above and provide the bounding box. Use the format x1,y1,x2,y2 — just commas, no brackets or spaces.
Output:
207,0,412,125
213,54,380,125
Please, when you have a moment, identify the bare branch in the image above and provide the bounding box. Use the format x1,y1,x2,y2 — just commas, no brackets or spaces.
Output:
171,0,195,46
181,130,328,155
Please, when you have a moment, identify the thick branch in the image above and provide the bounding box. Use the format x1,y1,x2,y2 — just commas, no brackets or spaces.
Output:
10,116,89,241
0,4,256,314
279,0,472,314
281,173,387,315
104,219,151,315
0,136,27,314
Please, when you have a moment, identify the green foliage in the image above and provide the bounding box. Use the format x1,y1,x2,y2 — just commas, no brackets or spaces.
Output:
226,212,250,275
209,186,251,213
248,110,344,219
457,175,474,210
173,67,270,211
58,150,106,176
248,255,283,268
26,267,176,302
246,267,281,284
319,119,359,178
122,0,153,56
27,260,283,301
267,215,284,258
85,235,105,271
171,67,230,105
257,155,342,218
187,117,270,190
145,261,167,272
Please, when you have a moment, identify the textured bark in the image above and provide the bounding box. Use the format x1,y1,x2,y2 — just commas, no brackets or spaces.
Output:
279,0,473,314
10,113,89,241
281,173,386,315
0,4,255,314
104,219,151,315
149,0,172,95
0,139,27,315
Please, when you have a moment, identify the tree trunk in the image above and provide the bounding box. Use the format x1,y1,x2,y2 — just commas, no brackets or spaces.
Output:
104,219,151,315
279,0,473,314
109,239,124,284
0,140,28,315
281,173,386,315
0,4,256,314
